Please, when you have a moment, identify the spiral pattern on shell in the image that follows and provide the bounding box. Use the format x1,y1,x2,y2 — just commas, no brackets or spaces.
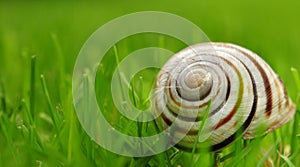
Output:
154,42,296,151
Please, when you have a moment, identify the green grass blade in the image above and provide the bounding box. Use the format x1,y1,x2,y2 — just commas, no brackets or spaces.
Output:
130,81,137,107
0,112,12,144
51,33,66,102
279,153,295,167
0,80,7,112
51,33,64,71
83,73,90,130
136,76,143,143
291,68,300,159
113,45,125,100
130,156,152,167
67,99,74,163
229,137,263,166
40,74,59,132
30,55,36,120
291,68,300,92
256,139,280,167
22,99,45,150
192,100,212,162
220,151,235,163
164,150,172,167
21,99,34,126
0,112,17,161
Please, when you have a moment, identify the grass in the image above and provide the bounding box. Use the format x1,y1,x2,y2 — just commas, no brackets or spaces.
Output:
0,0,300,166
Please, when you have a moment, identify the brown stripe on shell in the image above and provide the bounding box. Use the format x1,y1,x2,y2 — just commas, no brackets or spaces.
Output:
278,77,288,99
211,58,258,151
166,78,209,110
219,121,239,137
155,42,294,152
166,104,203,122
214,56,244,130
209,74,231,116
165,61,230,114
160,112,200,136
161,112,172,126
272,73,282,113
218,43,273,118
277,77,290,108
260,61,283,114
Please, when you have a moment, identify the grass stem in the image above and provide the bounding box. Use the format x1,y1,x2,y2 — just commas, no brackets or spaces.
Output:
30,55,36,121
191,100,211,162
291,68,300,162
40,74,59,132
113,45,125,101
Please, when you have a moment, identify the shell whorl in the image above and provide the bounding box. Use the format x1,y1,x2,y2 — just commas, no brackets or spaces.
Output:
154,42,296,151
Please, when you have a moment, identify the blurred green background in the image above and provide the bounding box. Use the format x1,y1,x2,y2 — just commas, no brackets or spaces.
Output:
1,0,299,100
0,0,299,166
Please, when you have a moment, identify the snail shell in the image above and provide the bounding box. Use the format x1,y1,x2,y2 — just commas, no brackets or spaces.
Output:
153,42,296,151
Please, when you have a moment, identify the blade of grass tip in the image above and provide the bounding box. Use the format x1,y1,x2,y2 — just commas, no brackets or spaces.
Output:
170,150,183,166
256,139,280,167
291,68,300,92
51,33,66,101
138,76,144,106
169,149,182,161
40,74,59,132
279,152,295,167
51,33,65,72
113,45,125,100
291,68,300,158
20,124,30,140
30,55,36,121
192,100,212,161
21,99,33,126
